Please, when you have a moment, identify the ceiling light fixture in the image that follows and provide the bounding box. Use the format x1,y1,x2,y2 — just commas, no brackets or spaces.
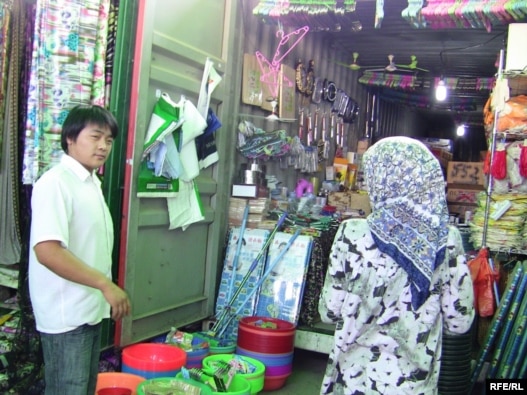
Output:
435,77,447,101
456,123,466,137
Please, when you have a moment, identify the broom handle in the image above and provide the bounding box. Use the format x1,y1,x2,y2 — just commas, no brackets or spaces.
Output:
210,212,288,335
227,203,250,302
216,229,301,338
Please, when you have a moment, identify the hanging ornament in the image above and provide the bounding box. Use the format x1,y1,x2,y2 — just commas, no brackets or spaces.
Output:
483,150,491,174
490,142,507,180
520,140,527,178
296,59,315,96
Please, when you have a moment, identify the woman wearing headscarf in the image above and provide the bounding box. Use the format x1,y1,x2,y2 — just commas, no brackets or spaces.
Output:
319,136,475,395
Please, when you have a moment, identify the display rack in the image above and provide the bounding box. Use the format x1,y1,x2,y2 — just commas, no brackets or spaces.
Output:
481,49,527,252
481,49,505,247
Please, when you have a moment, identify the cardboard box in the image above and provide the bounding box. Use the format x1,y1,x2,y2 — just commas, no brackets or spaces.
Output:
328,192,350,211
447,162,486,186
447,185,485,203
327,191,371,216
349,192,371,216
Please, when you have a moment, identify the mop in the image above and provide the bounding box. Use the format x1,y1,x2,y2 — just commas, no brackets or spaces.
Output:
226,203,250,302
208,212,289,338
214,228,302,339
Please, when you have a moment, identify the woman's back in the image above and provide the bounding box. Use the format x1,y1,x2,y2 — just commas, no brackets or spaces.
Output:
319,220,474,395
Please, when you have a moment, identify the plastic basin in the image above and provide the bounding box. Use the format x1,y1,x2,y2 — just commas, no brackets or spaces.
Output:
137,377,213,395
203,353,265,394
122,343,187,379
95,372,145,395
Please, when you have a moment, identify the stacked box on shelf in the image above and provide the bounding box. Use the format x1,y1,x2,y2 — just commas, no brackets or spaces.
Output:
446,161,486,220
420,138,453,169
327,191,371,217
228,197,270,228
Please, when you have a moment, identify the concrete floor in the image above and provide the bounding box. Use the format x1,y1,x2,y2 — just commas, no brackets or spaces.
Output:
260,348,328,395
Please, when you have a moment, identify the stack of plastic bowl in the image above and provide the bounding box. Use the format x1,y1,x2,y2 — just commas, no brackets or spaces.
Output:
184,335,210,369
95,372,145,395
236,316,296,391
202,353,266,394
195,332,237,355
121,343,187,379
137,377,213,395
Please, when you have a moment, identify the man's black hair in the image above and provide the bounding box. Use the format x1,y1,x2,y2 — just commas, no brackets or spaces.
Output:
61,105,119,153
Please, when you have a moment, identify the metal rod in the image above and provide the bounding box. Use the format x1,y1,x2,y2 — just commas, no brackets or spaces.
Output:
216,229,301,338
209,212,288,336
226,203,250,302
482,48,505,247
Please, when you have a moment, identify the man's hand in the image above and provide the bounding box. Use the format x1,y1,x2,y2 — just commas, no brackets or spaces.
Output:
101,282,131,321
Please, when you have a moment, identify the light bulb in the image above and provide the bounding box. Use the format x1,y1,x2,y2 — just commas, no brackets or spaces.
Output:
456,124,466,137
435,79,447,101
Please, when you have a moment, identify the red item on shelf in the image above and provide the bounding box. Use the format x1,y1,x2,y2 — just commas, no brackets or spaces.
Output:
520,141,527,177
468,248,499,318
483,150,491,175
490,148,507,180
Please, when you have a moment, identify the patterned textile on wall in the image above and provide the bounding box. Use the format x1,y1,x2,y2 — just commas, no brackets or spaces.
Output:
0,0,11,159
0,0,24,265
298,225,338,326
22,0,111,185
104,0,119,107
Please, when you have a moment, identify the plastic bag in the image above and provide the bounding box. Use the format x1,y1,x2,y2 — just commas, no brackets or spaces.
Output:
467,247,499,317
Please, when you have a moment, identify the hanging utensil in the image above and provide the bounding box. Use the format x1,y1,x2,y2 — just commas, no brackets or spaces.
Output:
298,107,305,144
315,108,324,163
307,112,313,146
322,112,330,160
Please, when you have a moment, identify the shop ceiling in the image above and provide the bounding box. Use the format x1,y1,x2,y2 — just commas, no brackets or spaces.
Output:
254,1,523,102
251,1,526,125
323,0,509,79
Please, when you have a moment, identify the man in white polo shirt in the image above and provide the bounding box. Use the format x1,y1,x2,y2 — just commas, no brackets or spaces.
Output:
28,105,131,395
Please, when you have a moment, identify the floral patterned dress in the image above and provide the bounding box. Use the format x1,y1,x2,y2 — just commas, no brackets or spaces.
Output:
318,220,474,395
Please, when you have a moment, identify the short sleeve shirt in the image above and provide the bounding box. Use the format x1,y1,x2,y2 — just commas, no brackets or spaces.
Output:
28,155,113,333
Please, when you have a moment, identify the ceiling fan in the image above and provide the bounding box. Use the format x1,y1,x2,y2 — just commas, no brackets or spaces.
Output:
334,52,384,71
382,54,429,73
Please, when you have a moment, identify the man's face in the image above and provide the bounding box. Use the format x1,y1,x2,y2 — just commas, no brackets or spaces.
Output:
67,123,114,172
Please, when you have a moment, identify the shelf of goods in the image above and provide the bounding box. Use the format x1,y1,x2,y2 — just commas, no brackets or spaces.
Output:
474,57,527,254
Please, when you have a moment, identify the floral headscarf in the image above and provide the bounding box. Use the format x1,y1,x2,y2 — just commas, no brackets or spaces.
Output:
363,136,450,309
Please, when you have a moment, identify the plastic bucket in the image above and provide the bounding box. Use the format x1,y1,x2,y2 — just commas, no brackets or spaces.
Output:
209,343,236,355
175,372,251,395
235,347,294,367
97,389,131,395
122,343,187,379
265,363,293,377
137,377,213,395
218,374,251,395
235,347,292,391
202,353,265,395
262,373,289,391
195,332,237,355
237,317,295,354
95,372,146,395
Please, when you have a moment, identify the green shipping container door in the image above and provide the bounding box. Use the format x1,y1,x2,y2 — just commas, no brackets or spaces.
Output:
106,0,242,347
